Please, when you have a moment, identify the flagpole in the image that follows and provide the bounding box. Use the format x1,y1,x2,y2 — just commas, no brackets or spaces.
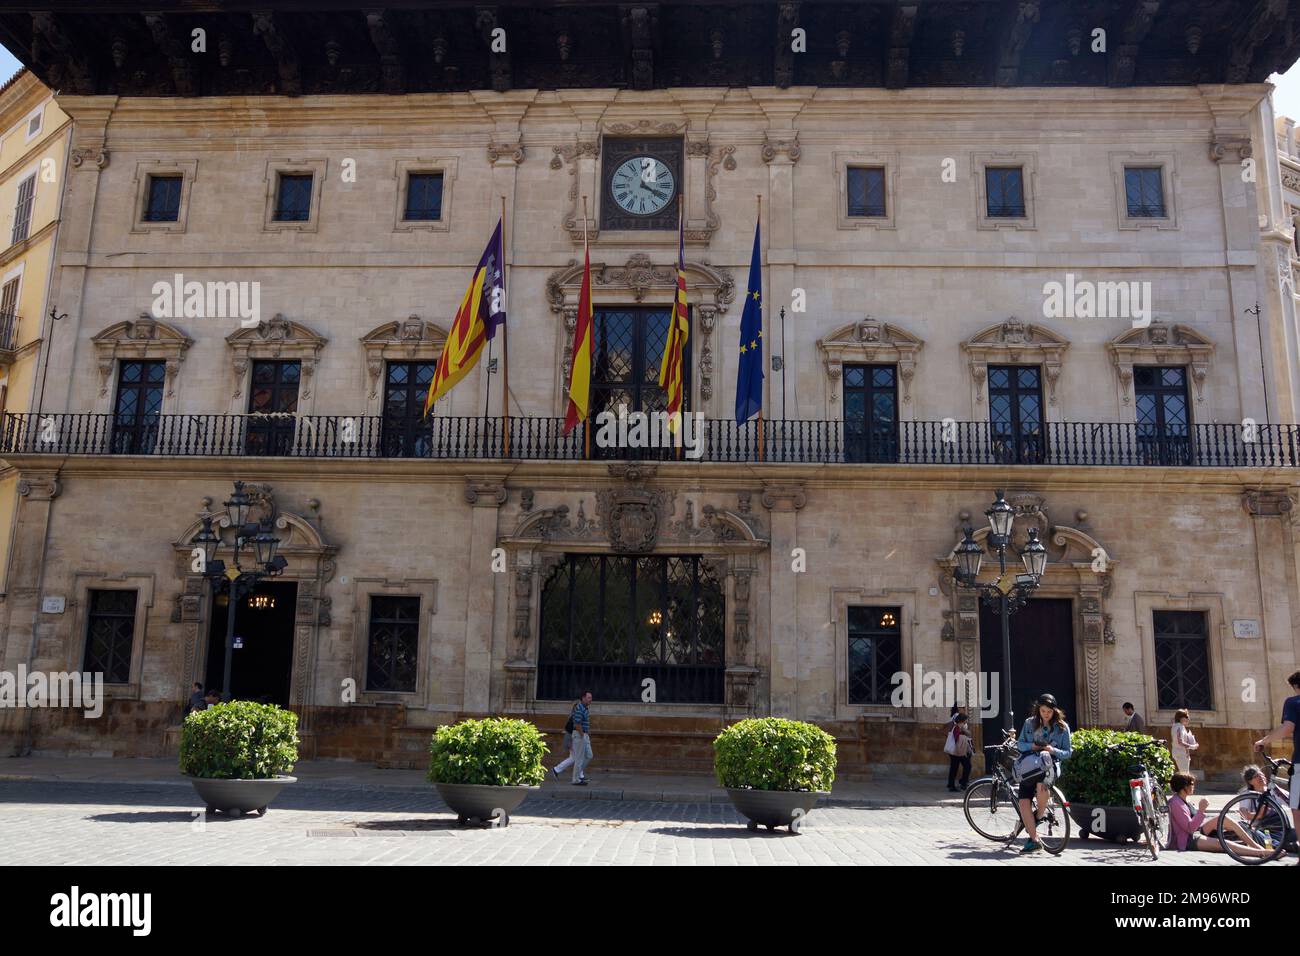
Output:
756,193,765,464
582,195,591,461
482,336,493,458
500,196,511,458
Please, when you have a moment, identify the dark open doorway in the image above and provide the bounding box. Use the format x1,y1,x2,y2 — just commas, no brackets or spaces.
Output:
204,580,297,705
978,597,1076,753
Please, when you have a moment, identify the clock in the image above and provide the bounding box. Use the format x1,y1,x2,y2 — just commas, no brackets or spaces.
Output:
600,137,683,231
610,157,676,216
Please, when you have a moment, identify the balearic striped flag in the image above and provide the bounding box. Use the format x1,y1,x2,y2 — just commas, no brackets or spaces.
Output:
658,199,689,429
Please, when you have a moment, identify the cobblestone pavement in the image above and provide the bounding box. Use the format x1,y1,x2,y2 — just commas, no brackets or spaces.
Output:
0,781,1261,866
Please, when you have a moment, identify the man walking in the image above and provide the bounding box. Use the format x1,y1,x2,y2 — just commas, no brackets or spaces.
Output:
1122,702,1145,733
1255,670,1300,861
553,690,593,785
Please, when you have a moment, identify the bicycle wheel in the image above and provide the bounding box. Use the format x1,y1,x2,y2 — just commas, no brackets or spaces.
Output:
1036,786,1072,855
1149,785,1170,853
1140,791,1160,861
964,777,1020,842
1217,793,1287,865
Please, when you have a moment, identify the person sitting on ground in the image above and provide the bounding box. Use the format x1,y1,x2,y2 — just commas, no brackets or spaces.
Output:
1166,771,1280,859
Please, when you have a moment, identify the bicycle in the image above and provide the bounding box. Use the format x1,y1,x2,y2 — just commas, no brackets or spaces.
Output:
1214,754,1294,865
963,729,1071,854
1105,740,1168,860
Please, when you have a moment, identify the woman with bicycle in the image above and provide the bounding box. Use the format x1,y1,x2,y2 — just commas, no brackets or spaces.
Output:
1166,772,1280,859
1015,693,1073,854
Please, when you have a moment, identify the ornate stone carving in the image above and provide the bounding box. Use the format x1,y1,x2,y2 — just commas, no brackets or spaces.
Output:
487,138,525,165
1106,321,1213,405
70,147,109,169
93,315,193,399
1209,134,1253,164
963,318,1069,408
360,317,447,399
595,486,672,553
761,133,801,164
817,318,924,407
464,478,507,508
760,483,806,512
17,475,61,500
227,315,327,401
1243,489,1295,517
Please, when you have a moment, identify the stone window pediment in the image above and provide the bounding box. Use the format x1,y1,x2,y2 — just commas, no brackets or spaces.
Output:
962,317,1069,417
1106,320,1213,407
816,317,923,414
360,316,448,401
92,314,194,407
226,314,327,408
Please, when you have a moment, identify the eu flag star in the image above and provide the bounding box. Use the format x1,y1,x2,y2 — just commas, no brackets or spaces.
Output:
751,290,761,302
750,340,758,349
740,343,748,354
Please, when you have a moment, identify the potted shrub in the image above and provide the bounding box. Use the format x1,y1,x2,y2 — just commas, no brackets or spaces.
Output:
1059,728,1174,843
179,700,299,817
428,717,546,827
714,717,836,834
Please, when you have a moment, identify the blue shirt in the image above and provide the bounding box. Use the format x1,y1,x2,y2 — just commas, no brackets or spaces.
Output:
571,701,590,734
1017,717,1073,763
1281,694,1300,762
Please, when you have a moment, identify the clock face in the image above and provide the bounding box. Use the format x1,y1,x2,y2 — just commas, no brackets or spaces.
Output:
610,157,675,216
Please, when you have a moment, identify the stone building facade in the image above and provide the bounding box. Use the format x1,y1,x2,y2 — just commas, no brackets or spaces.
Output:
1,3,1299,775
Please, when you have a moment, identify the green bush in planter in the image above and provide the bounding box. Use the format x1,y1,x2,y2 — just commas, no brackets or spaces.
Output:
714,717,837,792
178,701,299,780
427,717,548,787
1058,728,1174,807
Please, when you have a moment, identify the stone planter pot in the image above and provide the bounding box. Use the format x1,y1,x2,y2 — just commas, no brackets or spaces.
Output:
435,782,538,827
187,775,297,817
1069,802,1143,843
726,788,827,834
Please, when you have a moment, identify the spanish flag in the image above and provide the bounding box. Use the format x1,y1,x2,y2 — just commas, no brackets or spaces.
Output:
658,200,689,427
423,219,506,417
563,236,594,435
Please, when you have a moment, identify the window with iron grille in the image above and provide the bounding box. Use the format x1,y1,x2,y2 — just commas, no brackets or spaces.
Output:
404,172,444,221
843,364,898,463
366,595,420,692
985,167,1025,218
143,175,183,222
1135,366,1190,465
988,365,1045,464
245,360,300,456
382,361,435,457
11,173,35,245
1124,167,1166,218
1154,610,1211,711
273,173,313,222
847,606,902,704
846,166,886,218
111,359,165,454
83,589,137,684
537,554,724,703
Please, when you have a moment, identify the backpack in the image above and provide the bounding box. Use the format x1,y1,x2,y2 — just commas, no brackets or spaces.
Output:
564,704,576,734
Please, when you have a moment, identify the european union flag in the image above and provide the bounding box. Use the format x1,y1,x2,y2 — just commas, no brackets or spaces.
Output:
735,219,764,424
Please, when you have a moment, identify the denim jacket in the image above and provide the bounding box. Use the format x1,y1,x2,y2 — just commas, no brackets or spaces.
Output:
1017,717,1073,763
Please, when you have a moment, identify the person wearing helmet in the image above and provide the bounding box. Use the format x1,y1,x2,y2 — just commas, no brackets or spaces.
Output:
1014,693,1073,854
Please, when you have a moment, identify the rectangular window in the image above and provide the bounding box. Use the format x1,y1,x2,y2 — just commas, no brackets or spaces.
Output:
273,173,313,222
25,108,42,140
987,365,1045,464
382,361,435,458
843,364,898,463
847,606,902,704
111,359,166,454
366,596,420,692
846,166,886,218
985,167,1025,218
245,359,300,456
143,175,183,223
0,276,18,349
84,589,138,684
1134,366,1191,466
1153,610,1211,711
1124,167,1165,218
11,173,35,245
404,172,444,221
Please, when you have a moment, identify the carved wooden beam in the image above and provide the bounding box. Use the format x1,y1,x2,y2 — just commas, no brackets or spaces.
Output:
995,0,1040,87
475,5,512,92
365,9,405,94
620,4,659,92
1109,0,1160,86
251,9,301,97
1227,0,1289,84
30,11,95,94
886,3,918,90
774,1,799,89
142,11,195,97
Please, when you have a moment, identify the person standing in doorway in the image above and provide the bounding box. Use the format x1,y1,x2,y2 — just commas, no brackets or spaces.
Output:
1171,708,1198,773
1122,702,1145,734
552,690,593,785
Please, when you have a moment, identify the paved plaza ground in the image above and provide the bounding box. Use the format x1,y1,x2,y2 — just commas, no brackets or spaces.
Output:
0,757,1264,867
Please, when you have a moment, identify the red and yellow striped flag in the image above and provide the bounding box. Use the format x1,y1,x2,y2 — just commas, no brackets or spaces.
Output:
658,202,689,427
563,241,594,435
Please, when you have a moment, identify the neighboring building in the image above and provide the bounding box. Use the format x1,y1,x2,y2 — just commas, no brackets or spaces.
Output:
0,3,1299,775
0,69,68,597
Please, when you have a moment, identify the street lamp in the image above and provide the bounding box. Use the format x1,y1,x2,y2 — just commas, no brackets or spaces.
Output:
190,482,286,701
951,489,1047,741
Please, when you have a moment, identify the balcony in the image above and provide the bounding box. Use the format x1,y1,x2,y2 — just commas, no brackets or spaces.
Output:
2,413,1298,468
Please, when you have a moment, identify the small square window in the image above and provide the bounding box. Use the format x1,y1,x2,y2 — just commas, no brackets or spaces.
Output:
1124,167,1165,218
27,114,40,138
143,175,183,223
404,172,443,221
846,166,886,218
274,173,314,222
985,167,1025,218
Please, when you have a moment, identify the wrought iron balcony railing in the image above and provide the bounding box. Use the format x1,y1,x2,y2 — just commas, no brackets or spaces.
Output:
2,412,1298,468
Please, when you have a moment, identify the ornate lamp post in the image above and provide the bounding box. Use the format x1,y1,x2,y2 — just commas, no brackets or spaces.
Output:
191,481,287,700
952,489,1048,737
